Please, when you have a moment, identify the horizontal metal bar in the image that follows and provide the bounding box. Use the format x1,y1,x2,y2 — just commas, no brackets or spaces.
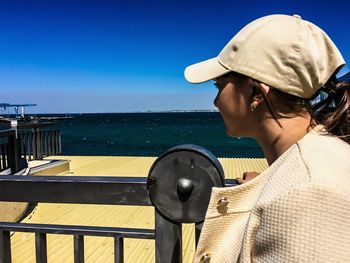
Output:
0,175,151,206
0,129,16,137
225,178,238,187
0,222,155,239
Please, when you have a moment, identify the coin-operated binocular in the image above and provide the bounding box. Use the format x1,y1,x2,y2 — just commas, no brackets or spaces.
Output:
147,144,233,224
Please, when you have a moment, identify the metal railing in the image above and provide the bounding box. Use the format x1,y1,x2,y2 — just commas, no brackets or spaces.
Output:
0,129,20,173
0,222,154,263
0,175,236,263
0,126,61,174
19,129,61,161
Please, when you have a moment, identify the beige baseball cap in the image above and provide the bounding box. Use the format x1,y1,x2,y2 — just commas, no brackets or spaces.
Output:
184,14,345,98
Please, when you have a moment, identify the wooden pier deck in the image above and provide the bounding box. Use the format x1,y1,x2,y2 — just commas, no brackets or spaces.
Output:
8,156,268,263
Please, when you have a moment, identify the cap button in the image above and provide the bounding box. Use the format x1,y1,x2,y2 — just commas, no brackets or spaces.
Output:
293,14,302,19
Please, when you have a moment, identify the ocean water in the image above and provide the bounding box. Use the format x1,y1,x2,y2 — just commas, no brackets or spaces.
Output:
54,112,263,158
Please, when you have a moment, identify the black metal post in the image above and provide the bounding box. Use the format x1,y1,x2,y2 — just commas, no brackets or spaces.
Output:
42,131,46,157
0,145,5,171
37,130,42,160
195,222,203,248
53,131,57,155
35,233,47,263
19,134,26,159
0,231,11,263
74,235,84,263
50,131,54,156
8,131,20,173
114,237,124,263
32,129,37,160
27,133,32,161
155,210,182,263
58,130,62,154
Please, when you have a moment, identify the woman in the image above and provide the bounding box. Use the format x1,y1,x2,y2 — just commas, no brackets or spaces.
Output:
184,14,350,262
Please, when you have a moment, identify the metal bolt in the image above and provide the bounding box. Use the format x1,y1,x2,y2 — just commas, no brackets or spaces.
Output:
176,178,194,202
190,158,195,169
147,176,156,189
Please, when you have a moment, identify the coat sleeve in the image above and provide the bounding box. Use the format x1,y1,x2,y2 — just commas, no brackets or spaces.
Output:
252,182,350,263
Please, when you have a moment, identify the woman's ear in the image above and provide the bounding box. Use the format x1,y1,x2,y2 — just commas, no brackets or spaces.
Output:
250,82,270,111
258,83,270,95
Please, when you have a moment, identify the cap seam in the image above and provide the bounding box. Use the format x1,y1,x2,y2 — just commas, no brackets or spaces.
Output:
283,18,302,95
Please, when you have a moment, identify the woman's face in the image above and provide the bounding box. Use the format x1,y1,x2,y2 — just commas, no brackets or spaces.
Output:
213,74,255,137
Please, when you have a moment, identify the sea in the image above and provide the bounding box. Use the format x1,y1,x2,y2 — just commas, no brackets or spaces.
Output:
47,112,263,158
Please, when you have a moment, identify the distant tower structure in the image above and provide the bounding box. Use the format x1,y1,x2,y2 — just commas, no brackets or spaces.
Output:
0,103,10,116
0,103,37,118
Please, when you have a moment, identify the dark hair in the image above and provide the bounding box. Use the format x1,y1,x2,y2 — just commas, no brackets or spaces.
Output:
252,75,350,144
311,75,350,142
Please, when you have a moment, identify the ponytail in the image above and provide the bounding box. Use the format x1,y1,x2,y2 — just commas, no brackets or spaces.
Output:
311,75,350,143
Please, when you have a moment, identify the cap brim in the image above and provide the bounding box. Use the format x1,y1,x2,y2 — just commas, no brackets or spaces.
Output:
184,57,231,84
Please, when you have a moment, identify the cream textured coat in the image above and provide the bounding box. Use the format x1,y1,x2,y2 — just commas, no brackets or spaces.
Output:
195,126,350,262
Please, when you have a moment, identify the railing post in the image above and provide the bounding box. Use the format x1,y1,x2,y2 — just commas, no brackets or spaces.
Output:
19,133,26,159
28,132,32,161
43,131,47,157
0,145,5,171
32,129,37,160
155,210,182,263
35,233,47,263
53,131,57,155
0,231,11,263
74,235,84,263
195,222,203,248
55,130,60,155
49,131,55,155
37,130,42,160
114,237,124,263
8,131,20,173
58,130,62,154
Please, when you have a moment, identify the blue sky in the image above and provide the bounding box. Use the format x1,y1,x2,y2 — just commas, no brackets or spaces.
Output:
1,0,349,113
